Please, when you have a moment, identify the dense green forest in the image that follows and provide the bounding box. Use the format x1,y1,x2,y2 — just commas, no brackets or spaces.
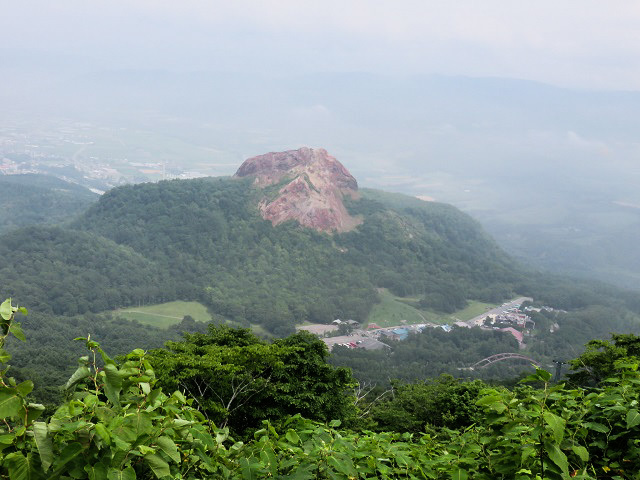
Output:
2,300,640,479
0,174,97,234
0,227,172,315
2,175,638,333
2,176,522,333
1,174,639,407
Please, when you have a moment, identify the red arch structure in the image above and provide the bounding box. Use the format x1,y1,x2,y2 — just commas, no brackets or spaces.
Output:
471,353,541,370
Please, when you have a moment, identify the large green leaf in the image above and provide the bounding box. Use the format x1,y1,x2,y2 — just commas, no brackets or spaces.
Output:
103,363,122,408
51,442,84,473
545,441,568,475
16,380,34,397
520,445,536,465
25,403,45,425
238,457,258,480
626,408,640,429
452,468,469,480
481,401,507,414
327,454,356,477
33,422,53,472
285,429,300,445
521,368,553,384
85,462,108,480
113,411,152,443
0,298,13,321
283,467,315,480
0,388,24,418
94,423,111,444
0,348,11,363
536,369,553,382
107,466,136,480
9,322,26,342
65,365,91,391
543,411,566,444
99,348,116,366
571,445,589,463
585,422,609,433
144,453,170,478
4,452,39,480
155,436,180,464
476,394,506,407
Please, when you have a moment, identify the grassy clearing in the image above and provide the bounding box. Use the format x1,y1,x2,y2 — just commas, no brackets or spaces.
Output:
114,301,212,329
114,301,274,338
366,290,428,327
367,291,496,328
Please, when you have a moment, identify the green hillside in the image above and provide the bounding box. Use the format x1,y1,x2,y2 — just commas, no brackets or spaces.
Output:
0,175,639,407
2,175,638,337
0,174,98,233
69,177,521,332
0,226,172,315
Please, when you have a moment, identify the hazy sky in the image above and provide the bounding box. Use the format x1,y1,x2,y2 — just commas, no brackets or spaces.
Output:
3,0,640,90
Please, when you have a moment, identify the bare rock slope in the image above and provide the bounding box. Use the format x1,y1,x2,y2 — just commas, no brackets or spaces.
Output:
234,147,362,232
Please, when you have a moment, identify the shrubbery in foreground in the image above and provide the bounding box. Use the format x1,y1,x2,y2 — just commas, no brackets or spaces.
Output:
1,299,640,479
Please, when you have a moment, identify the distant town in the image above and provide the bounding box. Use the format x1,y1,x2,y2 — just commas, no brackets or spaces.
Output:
0,120,224,193
299,297,565,352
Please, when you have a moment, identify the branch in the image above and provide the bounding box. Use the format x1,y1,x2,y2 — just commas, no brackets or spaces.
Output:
179,380,210,421
353,381,394,419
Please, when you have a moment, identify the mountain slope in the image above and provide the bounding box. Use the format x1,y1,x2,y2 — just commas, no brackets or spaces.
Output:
343,189,518,301
1,149,639,408
72,176,379,333
6,148,621,336
0,174,98,233
0,226,170,315
63,151,521,332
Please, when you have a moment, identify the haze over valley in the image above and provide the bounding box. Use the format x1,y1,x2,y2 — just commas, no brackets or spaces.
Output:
3,70,640,288
2,4,640,477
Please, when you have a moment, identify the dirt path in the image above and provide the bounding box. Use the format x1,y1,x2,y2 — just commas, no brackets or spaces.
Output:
124,310,182,319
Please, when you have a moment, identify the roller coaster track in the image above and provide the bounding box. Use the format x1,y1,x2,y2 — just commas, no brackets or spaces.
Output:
470,353,541,370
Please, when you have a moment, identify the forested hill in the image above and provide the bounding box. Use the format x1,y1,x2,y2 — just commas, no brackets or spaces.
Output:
0,174,98,233
2,174,522,334
2,169,640,407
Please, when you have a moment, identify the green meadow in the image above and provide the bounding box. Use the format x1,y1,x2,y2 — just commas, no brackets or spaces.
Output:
114,301,212,328
366,289,495,328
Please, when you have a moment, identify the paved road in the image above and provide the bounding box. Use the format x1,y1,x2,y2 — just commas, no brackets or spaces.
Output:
124,310,182,319
464,296,533,327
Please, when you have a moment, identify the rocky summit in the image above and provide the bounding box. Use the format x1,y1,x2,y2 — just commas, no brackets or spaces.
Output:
234,147,362,232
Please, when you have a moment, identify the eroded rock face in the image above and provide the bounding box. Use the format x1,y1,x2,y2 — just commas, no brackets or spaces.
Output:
234,147,362,232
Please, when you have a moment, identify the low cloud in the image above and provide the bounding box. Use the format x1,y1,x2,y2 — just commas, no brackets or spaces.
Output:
566,131,610,156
